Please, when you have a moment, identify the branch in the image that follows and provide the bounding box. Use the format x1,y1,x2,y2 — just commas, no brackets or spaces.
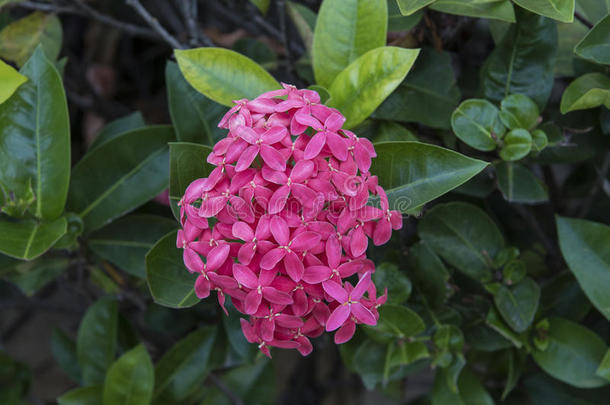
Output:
72,0,159,40
178,0,213,47
10,0,77,13
125,0,185,49
574,11,594,29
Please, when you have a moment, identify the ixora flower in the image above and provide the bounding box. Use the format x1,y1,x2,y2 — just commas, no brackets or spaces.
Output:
177,83,401,357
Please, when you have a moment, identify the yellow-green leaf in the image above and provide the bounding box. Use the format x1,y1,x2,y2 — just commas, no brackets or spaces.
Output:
0,11,62,66
0,59,26,103
560,72,610,114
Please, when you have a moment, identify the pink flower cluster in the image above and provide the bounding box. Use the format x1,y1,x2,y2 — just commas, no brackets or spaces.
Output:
176,84,402,357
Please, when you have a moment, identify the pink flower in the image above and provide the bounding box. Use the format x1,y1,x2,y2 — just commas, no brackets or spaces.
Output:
176,84,402,357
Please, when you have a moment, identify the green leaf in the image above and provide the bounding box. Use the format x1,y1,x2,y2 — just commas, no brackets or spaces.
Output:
103,345,154,405
481,8,558,109
513,0,575,23
560,72,610,114
432,367,494,405
494,277,540,333
1,257,68,295
396,0,435,15
524,373,610,405
89,215,177,278
597,349,610,381
532,317,608,388
371,262,411,305
51,328,82,383
575,14,610,65
166,61,225,145
90,112,146,151
0,350,30,404
153,326,218,404
249,0,270,14
57,386,102,405
0,217,66,260
371,142,488,212
0,46,70,220
0,58,26,103
0,11,62,66
495,161,548,203
327,46,420,129
540,272,592,322
169,142,214,218
419,202,504,281
145,230,198,308
312,0,387,88
374,47,461,129
451,99,505,151
67,126,173,232
77,296,118,386
376,304,425,338
531,129,549,152
556,216,610,322
406,241,449,309
175,47,280,107
499,128,532,161
430,0,516,23
502,259,527,285
486,307,527,348
287,2,316,52
499,94,540,130
388,0,423,31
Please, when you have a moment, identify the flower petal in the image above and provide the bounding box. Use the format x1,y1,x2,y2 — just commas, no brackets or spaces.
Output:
260,144,286,171
260,248,287,270
322,280,348,303
262,286,294,305
232,263,259,289
351,303,377,325
325,305,350,331
334,319,356,344
244,290,262,314
303,132,326,160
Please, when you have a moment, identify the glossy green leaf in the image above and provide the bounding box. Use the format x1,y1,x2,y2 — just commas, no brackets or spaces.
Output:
575,14,610,65
419,202,504,281
388,0,422,31
51,328,82,383
89,215,176,278
0,11,62,66
166,61,225,145
371,142,488,212
57,386,102,405
175,47,280,107
153,326,218,403
494,277,540,332
371,262,411,305
597,349,610,381
532,317,608,388
451,99,505,151
430,0,516,22
556,216,610,322
312,0,387,88
540,272,591,321
90,112,146,151
1,257,68,295
500,128,532,161
499,94,540,130
495,161,548,203
0,46,70,220
374,48,461,129
560,73,610,114
77,296,118,386
406,241,450,309
531,129,549,151
432,367,494,405
525,373,610,405
376,304,425,338
145,230,198,308
0,58,26,103
287,2,316,52
486,307,527,348
67,126,173,232
0,217,66,260
103,345,154,405
482,8,558,109
169,142,214,218
396,0,435,15
513,0,575,23
328,46,420,129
